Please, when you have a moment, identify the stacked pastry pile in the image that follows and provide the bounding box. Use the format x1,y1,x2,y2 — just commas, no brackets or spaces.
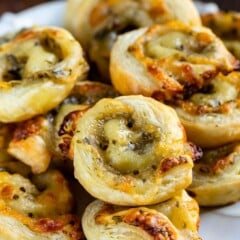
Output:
0,0,240,239
0,27,88,239
65,0,240,238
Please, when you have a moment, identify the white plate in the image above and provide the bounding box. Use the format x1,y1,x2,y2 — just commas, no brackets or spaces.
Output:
0,1,239,240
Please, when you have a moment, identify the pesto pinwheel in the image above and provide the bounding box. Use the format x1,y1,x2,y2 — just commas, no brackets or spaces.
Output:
82,191,200,240
173,72,240,148
0,26,88,123
110,21,238,101
73,95,195,206
65,0,201,80
188,143,240,206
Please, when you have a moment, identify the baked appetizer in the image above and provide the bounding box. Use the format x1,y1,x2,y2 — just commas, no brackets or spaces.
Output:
173,72,240,148
0,170,73,218
65,0,201,80
7,116,53,174
73,95,194,206
82,191,200,240
202,11,240,59
188,143,240,206
0,169,84,239
0,202,84,240
110,21,238,101
0,26,88,123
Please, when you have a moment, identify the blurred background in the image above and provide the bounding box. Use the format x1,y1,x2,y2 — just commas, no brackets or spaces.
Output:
0,0,239,14
0,0,54,14
201,0,240,10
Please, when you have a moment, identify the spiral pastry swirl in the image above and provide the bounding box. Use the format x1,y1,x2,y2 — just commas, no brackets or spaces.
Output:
0,26,88,123
73,95,194,205
82,191,200,240
110,21,238,101
173,72,240,148
188,143,240,206
65,0,201,80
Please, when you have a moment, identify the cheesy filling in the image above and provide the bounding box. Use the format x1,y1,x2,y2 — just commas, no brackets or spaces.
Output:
176,73,240,115
0,36,61,83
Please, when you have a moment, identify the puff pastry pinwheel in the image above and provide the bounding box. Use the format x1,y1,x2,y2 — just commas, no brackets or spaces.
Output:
173,72,240,148
0,170,73,218
7,116,53,174
82,191,200,240
73,95,195,206
188,143,240,206
0,201,84,240
110,21,239,101
202,11,240,59
0,26,88,123
65,0,201,80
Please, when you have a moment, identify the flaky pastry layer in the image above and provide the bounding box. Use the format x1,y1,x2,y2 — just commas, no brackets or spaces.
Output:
73,95,194,205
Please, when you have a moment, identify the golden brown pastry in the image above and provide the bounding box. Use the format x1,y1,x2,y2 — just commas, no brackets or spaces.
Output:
188,143,240,206
73,95,195,206
0,26,88,123
0,168,84,239
0,170,73,218
110,21,238,101
65,0,201,80
173,72,240,148
82,191,200,240
0,202,84,240
202,11,240,59
7,116,53,174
